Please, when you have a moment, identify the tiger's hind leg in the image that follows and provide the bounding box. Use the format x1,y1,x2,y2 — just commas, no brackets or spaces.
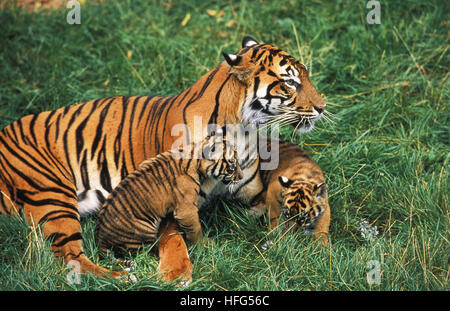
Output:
20,195,129,280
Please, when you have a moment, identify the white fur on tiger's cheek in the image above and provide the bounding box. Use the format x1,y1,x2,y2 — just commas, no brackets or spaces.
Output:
256,87,268,99
258,98,269,106
270,98,281,106
241,100,267,125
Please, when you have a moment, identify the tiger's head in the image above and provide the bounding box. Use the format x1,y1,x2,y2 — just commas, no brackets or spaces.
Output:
278,176,327,229
223,36,326,133
200,134,243,185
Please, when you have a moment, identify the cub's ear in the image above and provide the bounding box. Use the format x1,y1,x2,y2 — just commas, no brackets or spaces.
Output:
313,182,327,199
278,176,294,188
222,52,242,66
242,36,259,48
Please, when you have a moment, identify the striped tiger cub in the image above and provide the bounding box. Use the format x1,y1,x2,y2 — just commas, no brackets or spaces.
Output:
94,134,242,256
251,138,331,246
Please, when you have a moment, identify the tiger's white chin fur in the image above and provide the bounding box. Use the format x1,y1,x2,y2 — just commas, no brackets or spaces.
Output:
296,122,314,133
294,113,322,133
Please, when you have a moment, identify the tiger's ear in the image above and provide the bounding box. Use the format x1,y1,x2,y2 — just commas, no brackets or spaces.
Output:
278,176,294,188
223,52,256,82
313,183,327,199
242,36,258,48
222,52,242,67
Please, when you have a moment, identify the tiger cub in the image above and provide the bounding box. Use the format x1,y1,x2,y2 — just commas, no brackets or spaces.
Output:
94,134,242,256
251,138,330,246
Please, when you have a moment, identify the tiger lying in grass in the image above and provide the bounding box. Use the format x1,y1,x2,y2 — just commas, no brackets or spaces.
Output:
0,35,326,280
94,134,242,281
250,138,331,246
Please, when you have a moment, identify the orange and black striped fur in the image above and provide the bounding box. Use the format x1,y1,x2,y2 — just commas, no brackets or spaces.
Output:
95,135,242,255
0,36,325,279
251,138,330,246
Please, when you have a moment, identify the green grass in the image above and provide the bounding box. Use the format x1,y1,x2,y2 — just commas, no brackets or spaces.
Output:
0,0,448,290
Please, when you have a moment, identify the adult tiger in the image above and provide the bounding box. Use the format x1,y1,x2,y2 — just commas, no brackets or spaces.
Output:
0,36,326,279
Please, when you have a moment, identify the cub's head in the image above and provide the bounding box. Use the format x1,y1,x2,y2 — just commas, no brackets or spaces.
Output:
200,134,243,184
278,176,327,229
223,36,326,133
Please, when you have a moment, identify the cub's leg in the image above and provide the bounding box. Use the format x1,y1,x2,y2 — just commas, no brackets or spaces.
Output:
312,201,331,247
173,203,203,243
157,215,193,286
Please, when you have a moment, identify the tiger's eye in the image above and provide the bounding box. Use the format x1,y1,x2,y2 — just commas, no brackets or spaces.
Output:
285,79,296,87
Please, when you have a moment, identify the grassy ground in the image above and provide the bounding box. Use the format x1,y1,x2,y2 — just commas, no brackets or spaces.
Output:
0,0,448,290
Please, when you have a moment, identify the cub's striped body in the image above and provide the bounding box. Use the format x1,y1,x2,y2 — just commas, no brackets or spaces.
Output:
0,36,326,279
251,138,331,246
95,135,242,254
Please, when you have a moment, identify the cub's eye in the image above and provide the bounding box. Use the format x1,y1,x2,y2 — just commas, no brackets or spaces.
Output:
227,163,236,173
284,79,297,88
